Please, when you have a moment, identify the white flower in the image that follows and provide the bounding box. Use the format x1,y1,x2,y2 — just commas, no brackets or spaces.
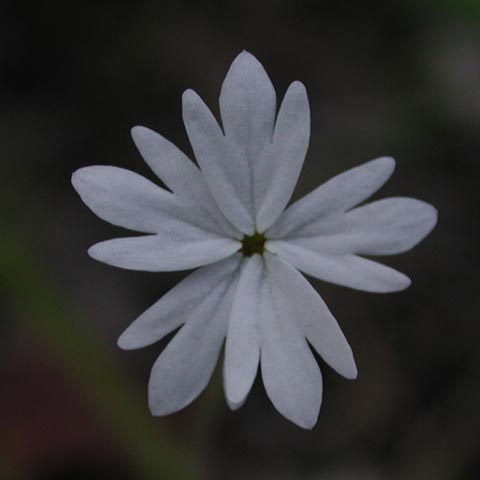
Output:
72,51,437,429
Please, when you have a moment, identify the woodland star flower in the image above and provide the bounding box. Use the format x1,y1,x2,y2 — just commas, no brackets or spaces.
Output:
72,51,437,429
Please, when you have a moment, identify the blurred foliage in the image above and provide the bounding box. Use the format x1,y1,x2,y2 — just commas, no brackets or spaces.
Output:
0,198,198,479
415,0,480,22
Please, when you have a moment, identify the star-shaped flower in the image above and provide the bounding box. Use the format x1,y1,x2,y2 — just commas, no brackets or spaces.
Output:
72,52,437,429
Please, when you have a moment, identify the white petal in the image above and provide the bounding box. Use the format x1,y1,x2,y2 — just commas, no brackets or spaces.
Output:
182,89,255,234
219,52,277,230
223,255,262,409
72,165,232,236
342,197,438,255
72,166,185,233
148,260,241,416
131,125,205,198
118,255,242,349
265,254,357,379
274,198,438,258
255,81,310,232
220,51,276,154
260,255,323,429
131,126,240,238
89,235,240,272
267,240,411,293
267,157,395,238
183,53,311,235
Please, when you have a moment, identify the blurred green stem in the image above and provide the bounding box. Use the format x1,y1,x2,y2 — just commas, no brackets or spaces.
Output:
0,227,200,480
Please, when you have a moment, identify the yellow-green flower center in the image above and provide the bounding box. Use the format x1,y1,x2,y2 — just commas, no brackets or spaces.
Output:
241,232,266,257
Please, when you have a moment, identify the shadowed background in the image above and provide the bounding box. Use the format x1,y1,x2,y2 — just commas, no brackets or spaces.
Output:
1,0,479,479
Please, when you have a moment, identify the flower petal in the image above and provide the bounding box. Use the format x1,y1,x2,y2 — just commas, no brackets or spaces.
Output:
148,259,241,416
260,254,323,429
255,81,310,232
342,197,438,255
72,166,181,233
219,51,276,156
219,52,277,230
72,165,232,236
89,234,240,272
118,255,242,349
267,157,395,238
184,53,312,235
131,126,240,238
267,240,411,293
271,198,437,258
182,89,255,234
265,254,357,379
223,255,262,409
131,125,205,198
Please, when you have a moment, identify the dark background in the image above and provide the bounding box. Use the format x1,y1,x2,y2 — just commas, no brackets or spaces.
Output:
1,1,479,479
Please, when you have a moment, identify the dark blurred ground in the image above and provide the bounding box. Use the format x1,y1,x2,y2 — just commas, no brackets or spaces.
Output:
1,1,479,479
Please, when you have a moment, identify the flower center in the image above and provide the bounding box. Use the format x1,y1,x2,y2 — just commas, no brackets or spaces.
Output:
241,232,266,257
